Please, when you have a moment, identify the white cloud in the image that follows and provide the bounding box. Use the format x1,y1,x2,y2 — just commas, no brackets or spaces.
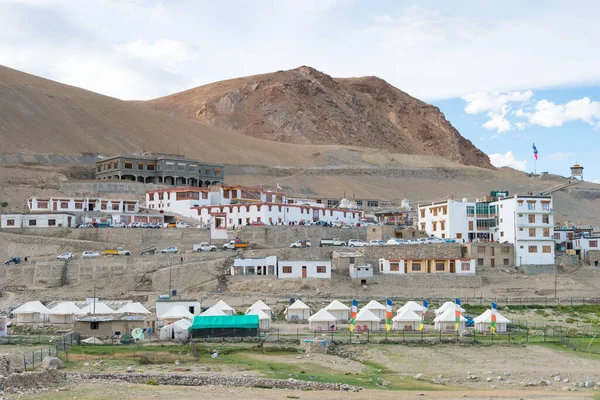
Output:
545,152,578,161
482,113,511,133
462,91,533,115
521,97,600,128
116,39,193,66
489,151,528,171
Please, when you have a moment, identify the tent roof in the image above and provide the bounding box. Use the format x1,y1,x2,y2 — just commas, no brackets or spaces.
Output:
249,300,271,310
355,308,381,322
49,302,81,315
392,309,422,322
78,302,115,315
308,309,337,322
324,300,350,311
473,309,511,324
211,300,235,312
246,309,271,320
116,302,150,314
434,309,467,322
12,301,51,314
201,307,227,316
161,305,194,319
435,301,465,314
190,315,259,330
287,299,310,310
81,337,104,344
398,301,426,313
363,300,386,310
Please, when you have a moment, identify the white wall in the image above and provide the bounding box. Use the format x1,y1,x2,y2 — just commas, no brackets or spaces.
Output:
21,214,76,228
378,259,406,274
1,214,23,228
455,259,476,275
277,260,332,279
28,197,139,214
231,256,278,276
349,265,373,279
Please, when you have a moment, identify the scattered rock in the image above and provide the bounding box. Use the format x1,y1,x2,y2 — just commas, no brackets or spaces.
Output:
503,372,511,376
554,375,561,382
40,357,65,370
484,371,494,375
585,380,594,388
496,376,505,381
175,360,180,367
564,378,569,383
546,380,552,386
126,366,135,373
414,373,424,380
486,377,493,382
491,385,497,389
83,363,90,367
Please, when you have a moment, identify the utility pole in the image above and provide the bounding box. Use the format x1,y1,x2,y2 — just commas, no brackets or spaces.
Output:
93,283,96,314
169,256,173,298
554,264,558,299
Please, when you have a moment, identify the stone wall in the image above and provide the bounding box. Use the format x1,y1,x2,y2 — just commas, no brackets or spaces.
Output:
586,250,600,266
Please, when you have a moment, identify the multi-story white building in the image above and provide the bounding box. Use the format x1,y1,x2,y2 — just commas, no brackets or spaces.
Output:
418,194,554,266
1,213,76,228
28,197,139,214
146,187,217,216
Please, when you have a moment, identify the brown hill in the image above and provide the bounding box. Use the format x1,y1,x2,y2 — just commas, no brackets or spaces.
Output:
144,66,493,169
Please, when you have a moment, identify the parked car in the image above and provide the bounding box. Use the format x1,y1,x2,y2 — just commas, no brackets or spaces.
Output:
81,251,100,259
126,222,139,228
193,242,217,252
139,222,149,229
149,222,162,229
140,247,157,256
368,240,384,246
348,239,367,247
161,246,179,254
57,252,74,261
4,257,22,265
313,221,330,227
250,221,265,226
427,237,444,244
104,247,131,256
319,238,346,247
175,222,190,228
290,239,312,248
77,224,93,229
443,238,456,243
111,222,126,228
223,239,248,250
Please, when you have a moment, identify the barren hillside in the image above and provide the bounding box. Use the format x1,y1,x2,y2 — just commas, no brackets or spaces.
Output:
145,66,493,169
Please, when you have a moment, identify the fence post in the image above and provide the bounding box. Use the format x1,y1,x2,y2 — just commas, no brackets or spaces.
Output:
23,355,26,371
526,321,529,343
297,328,299,343
439,329,442,342
278,328,280,342
544,325,547,342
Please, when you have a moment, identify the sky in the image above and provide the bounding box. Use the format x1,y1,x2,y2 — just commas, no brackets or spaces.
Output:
1,0,600,180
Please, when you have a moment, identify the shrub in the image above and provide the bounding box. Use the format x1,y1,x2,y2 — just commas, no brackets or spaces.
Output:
146,380,159,386
565,317,575,323
138,355,153,365
0,202,7,208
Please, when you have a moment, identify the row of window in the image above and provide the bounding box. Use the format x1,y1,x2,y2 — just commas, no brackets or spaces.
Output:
5,219,57,226
280,266,328,274
477,258,511,266
387,261,471,272
528,245,553,253
119,162,222,176
476,246,511,254
516,199,551,211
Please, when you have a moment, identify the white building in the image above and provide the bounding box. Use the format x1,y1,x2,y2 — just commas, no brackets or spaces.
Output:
155,299,201,319
361,300,386,320
572,237,600,260
28,197,139,213
418,194,554,266
246,308,272,330
434,309,466,332
277,260,332,279
349,264,373,280
378,258,476,275
1,213,76,228
11,301,50,324
231,256,278,277
146,187,216,217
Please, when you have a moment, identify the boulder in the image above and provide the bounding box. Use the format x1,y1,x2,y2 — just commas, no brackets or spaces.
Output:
40,357,65,370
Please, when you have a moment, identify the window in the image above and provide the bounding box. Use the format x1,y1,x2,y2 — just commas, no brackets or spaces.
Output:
166,164,174,171
147,164,155,171
60,202,69,208
420,209,425,218
542,246,552,253
367,200,379,207
519,228,524,231
503,258,509,265
528,214,535,223
466,206,474,217
528,245,538,253
529,228,536,237
477,258,484,266
411,262,421,272
542,202,550,211
7,219,15,226
477,246,485,254
500,231,504,237
90,322,99,330
461,262,471,271
518,214,523,217
137,163,144,170
590,240,598,248
420,223,425,231
432,221,437,230
517,200,524,206
349,257,355,264
101,203,107,210
390,262,400,271
48,219,56,226
75,202,83,209
543,228,550,237
542,215,549,224
553,232,560,239
502,246,510,253
96,165,101,173
28,219,37,226
435,262,445,271
527,202,535,211
282,266,292,274
177,164,185,171
215,168,222,176
316,266,327,273
112,203,119,211
456,233,462,239
124,162,133,169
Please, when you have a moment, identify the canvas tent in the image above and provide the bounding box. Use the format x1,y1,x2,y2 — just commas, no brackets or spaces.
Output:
49,302,81,324
434,301,465,316
324,300,350,322
81,337,104,345
160,305,194,324
355,308,381,331
189,315,259,338
284,299,310,322
11,301,50,323
392,309,422,331
116,302,150,315
78,302,115,315
201,307,227,316
246,308,272,330
398,301,426,314
308,309,337,331
160,318,192,341
473,309,511,333
210,300,235,316
245,300,272,317
434,309,466,332
361,300,386,320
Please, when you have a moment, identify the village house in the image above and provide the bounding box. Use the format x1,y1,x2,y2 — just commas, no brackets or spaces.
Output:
74,314,146,339
231,256,278,277
462,242,515,268
28,196,139,214
332,251,365,271
1,213,76,228
277,260,332,279
378,257,476,274
366,225,428,243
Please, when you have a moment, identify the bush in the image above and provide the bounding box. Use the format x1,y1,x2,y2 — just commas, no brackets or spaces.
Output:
138,355,153,365
146,380,159,386
0,202,7,208
566,317,575,323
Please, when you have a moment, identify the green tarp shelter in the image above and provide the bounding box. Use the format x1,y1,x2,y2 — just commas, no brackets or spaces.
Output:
189,315,259,338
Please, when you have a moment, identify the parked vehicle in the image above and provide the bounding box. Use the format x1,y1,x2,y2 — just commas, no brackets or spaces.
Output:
193,242,217,252
140,247,157,256
250,221,265,226
290,239,312,248
57,252,74,260
104,247,131,256
368,240,384,246
175,222,190,228
149,222,162,229
313,221,329,227
319,238,346,247
427,237,444,244
161,246,179,254
4,257,22,265
81,251,100,259
443,238,456,243
406,239,420,245
386,239,406,246
223,239,248,250
111,222,126,228
139,222,149,229
77,224,93,229
348,239,367,247
126,222,140,228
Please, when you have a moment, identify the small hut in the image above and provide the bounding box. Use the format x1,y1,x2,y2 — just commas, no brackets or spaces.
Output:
245,300,272,317
246,308,272,330
49,302,81,324
284,299,310,322
473,309,511,333
434,309,466,332
355,308,381,331
361,300,386,320
324,300,350,322
12,301,50,323
308,309,337,331
392,309,422,331
159,319,192,341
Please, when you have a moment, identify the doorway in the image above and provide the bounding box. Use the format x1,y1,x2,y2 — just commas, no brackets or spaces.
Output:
449,260,455,273
302,266,307,278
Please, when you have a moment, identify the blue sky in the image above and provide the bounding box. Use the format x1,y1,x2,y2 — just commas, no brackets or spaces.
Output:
1,0,599,180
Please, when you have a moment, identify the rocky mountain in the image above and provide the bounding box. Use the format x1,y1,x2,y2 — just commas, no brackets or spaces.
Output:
145,66,493,169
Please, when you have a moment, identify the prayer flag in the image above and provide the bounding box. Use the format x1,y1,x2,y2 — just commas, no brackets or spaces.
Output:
385,298,392,332
419,300,428,331
349,299,358,332
490,302,497,334
533,143,538,160
455,298,461,333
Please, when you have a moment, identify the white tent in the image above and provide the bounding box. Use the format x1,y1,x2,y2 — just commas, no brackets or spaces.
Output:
81,337,104,345
12,301,50,323
49,302,81,324
246,309,272,330
434,301,465,316
308,309,337,331
116,302,151,315
78,302,115,315
355,308,381,331
361,300,386,320
324,300,350,322
434,309,466,332
284,299,310,322
211,300,235,316
160,318,192,341
160,305,194,324
246,300,272,317
392,309,422,331
398,301,426,314
200,307,227,316
473,309,511,333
